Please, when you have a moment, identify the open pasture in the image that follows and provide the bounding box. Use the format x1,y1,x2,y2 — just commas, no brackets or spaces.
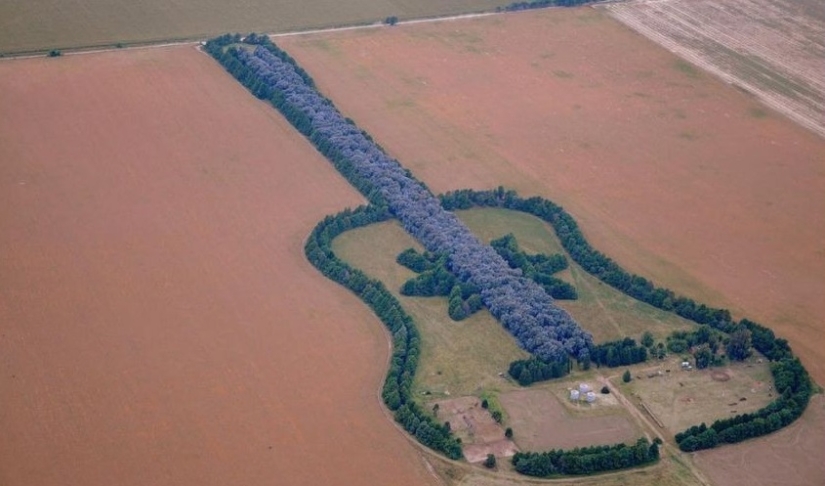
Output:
618,356,774,434
278,7,825,390
604,0,825,138
500,386,639,452
0,46,438,486
0,0,509,54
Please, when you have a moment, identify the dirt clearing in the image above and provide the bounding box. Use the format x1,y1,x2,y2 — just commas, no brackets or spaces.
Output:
0,46,437,486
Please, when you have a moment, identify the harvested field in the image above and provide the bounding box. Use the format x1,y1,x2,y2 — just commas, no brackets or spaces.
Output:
604,0,825,138
499,387,638,452
0,0,509,54
618,356,774,434
278,6,825,391
0,46,438,486
693,394,825,486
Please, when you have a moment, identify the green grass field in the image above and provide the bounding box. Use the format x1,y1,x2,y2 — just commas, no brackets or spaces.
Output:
333,208,699,398
332,207,734,486
0,0,510,54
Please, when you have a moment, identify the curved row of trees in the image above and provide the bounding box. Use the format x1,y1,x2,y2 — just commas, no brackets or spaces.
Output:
205,34,592,364
304,205,463,459
439,188,812,451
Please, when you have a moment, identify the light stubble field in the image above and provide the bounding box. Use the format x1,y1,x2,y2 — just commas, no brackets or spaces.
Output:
0,0,510,54
278,8,825,485
0,46,439,486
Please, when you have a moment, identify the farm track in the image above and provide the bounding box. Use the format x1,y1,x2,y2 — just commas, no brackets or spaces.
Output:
603,0,825,137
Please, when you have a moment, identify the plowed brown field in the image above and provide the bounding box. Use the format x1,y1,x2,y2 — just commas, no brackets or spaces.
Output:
0,46,437,486
278,8,825,387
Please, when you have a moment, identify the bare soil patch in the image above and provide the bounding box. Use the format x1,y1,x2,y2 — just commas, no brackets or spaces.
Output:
0,46,436,486
693,394,825,486
499,386,638,452
433,396,518,463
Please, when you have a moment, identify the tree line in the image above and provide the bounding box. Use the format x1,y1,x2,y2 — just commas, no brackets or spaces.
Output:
439,187,812,451
205,33,593,365
304,205,463,459
512,438,659,477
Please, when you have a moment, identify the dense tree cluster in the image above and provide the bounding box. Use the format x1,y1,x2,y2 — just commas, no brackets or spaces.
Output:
439,188,813,451
205,35,592,363
397,249,484,321
589,337,648,368
512,438,659,477
490,234,577,300
304,205,462,459
508,357,570,385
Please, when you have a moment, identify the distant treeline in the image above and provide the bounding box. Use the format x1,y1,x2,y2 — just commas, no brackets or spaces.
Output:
499,0,598,12
440,188,812,451
512,438,659,477
305,206,462,459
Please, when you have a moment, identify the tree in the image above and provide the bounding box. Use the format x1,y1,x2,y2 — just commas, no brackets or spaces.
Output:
481,398,489,409
384,16,399,26
48,49,62,57
601,385,610,394
622,369,632,383
492,410,503,423
727,326,753,361
641,331,654,348
484,454,497,468
694,345,712,369
505,427,513,439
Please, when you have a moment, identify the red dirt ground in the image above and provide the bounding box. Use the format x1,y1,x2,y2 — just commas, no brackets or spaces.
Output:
693,394,825,486
278,8,825,388
0,46,437,486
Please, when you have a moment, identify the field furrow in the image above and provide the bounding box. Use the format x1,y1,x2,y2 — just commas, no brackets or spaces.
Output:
604,0,825,137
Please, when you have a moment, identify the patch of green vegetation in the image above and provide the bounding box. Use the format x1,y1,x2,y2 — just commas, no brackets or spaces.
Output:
332,220,528,399
748,106,769,118
673,59,700,79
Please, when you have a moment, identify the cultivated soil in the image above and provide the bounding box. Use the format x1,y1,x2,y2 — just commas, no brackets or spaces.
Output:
0,46,438,486
604,0,825,137
0,0,510,54
693,394,825,486
278,6,825,388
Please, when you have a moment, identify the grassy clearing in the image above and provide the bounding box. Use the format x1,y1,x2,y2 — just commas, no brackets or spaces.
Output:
457,208,697,343
332,219,529,400
0,0,511,54
614,355,774,434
